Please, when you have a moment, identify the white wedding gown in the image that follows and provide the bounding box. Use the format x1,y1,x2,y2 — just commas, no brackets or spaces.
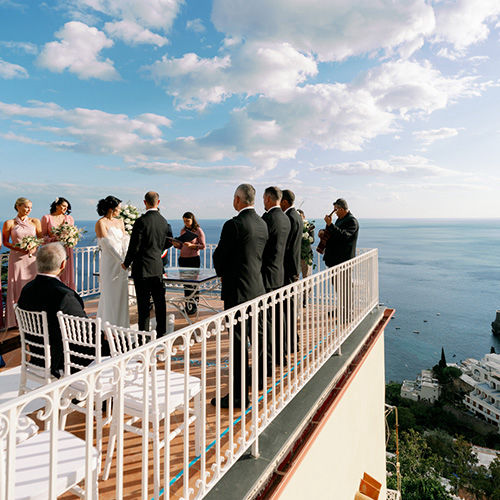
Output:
97,226,130,328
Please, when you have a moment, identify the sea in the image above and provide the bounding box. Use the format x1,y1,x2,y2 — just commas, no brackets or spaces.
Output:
10,218,500,382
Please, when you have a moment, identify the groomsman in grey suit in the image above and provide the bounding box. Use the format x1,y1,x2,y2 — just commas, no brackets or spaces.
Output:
122,191,172,336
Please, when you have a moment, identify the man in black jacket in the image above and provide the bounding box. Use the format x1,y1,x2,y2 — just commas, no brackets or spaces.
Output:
262,186,290,367
262,186,290,292
212,184,268,407
280,190,302,285
323,198,359,267
18,242,87,377
323,198,359,320
280,189,302,352
122,191,172,336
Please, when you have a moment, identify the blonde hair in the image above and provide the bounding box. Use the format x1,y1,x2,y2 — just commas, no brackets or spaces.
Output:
14,197,31,211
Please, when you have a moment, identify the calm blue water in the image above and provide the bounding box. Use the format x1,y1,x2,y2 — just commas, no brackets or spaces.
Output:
43,219,500,381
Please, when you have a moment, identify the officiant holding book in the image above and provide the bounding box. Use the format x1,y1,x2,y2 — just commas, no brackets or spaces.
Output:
175,211,206,315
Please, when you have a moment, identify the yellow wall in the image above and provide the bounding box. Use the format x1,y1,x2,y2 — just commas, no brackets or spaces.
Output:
277,334,386,500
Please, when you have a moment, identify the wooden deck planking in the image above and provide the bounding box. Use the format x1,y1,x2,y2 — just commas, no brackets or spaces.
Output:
2,292,336,499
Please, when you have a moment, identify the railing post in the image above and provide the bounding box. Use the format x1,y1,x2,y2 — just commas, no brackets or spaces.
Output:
251,300,259,458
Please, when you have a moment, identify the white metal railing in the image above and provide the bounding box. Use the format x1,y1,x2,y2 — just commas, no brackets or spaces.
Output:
73,244,219,298
2,242,323,304
0,249,378,499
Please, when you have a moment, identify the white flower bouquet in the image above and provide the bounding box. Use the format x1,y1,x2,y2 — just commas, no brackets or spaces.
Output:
119,203,140,235
52,223,86,248
15,235,44,256
301,219,315,266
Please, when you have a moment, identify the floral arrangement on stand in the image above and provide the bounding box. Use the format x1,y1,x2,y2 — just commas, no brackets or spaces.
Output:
15,235,44,257
120,203,140,235
52,223,86,248
301,219,315,268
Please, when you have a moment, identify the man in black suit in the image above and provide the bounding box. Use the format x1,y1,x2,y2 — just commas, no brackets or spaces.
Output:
18,242,87,377
262,186,290,293
122,191,172,336
281,190,302,285
323,198,359,320
323,198,359,267
262,186,290,367
280,189,302,351
212,184,268,408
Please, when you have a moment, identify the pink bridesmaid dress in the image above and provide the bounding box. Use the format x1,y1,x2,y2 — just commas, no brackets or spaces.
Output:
40,214,75,290
0,232,4,329
5,217,38,329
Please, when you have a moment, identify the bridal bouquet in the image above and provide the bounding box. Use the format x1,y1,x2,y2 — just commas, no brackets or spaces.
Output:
301,220,315,267
120,204,140,235
15,235,44,256
52,223,86,248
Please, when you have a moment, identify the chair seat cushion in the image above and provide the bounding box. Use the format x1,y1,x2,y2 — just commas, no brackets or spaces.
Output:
7,429,98,500
123,370,201,414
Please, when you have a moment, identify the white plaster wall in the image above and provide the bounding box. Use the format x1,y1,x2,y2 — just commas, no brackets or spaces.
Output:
278,334,386,500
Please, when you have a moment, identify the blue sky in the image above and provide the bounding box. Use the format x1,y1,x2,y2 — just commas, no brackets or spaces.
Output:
1,0,499,220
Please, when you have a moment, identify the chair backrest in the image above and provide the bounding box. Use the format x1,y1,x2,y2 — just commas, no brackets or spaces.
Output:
14,305,52,390
57,312,102,376
103,322,156,357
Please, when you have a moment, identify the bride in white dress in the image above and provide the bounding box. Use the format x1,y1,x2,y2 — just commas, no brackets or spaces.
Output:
95,196,130,328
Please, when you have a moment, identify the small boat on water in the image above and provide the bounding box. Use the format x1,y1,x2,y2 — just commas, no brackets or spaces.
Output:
413,330,420,334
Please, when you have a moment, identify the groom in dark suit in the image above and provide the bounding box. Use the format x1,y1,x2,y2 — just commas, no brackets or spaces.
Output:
122,191,173,336
18,242,87,377
212,184,268,408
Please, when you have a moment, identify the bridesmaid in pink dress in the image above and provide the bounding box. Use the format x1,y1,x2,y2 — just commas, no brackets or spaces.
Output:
41,197,75,290
2,197,42,329
0,231,4,329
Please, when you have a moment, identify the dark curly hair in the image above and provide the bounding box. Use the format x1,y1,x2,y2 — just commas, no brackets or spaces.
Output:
97,195,122,217
50,196,72,215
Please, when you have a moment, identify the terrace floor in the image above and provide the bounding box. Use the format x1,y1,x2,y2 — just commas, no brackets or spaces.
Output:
1,289,336,499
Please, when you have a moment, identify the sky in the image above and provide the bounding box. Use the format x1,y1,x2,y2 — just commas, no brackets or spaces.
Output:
0,0,500,221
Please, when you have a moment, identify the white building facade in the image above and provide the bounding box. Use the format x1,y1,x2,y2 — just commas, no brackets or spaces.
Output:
463,354,500,432
401,369,441,403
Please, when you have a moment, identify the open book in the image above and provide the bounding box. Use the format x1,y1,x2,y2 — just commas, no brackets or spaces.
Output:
167,229,197,246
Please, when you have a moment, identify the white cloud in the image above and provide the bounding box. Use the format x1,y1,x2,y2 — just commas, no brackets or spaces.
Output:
104,20,168,46
0,40,38,54
72,0,182,45
0,54,493,179
37,22,119,80
212,0,435,62
186,18,205,33
0,100,171,157
0,58,28,78
357,59,486,118
433,0,500,52
413,127,461,146
74,0,182,30
311,155,454,177
125,161,255,178
148,41,317,110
